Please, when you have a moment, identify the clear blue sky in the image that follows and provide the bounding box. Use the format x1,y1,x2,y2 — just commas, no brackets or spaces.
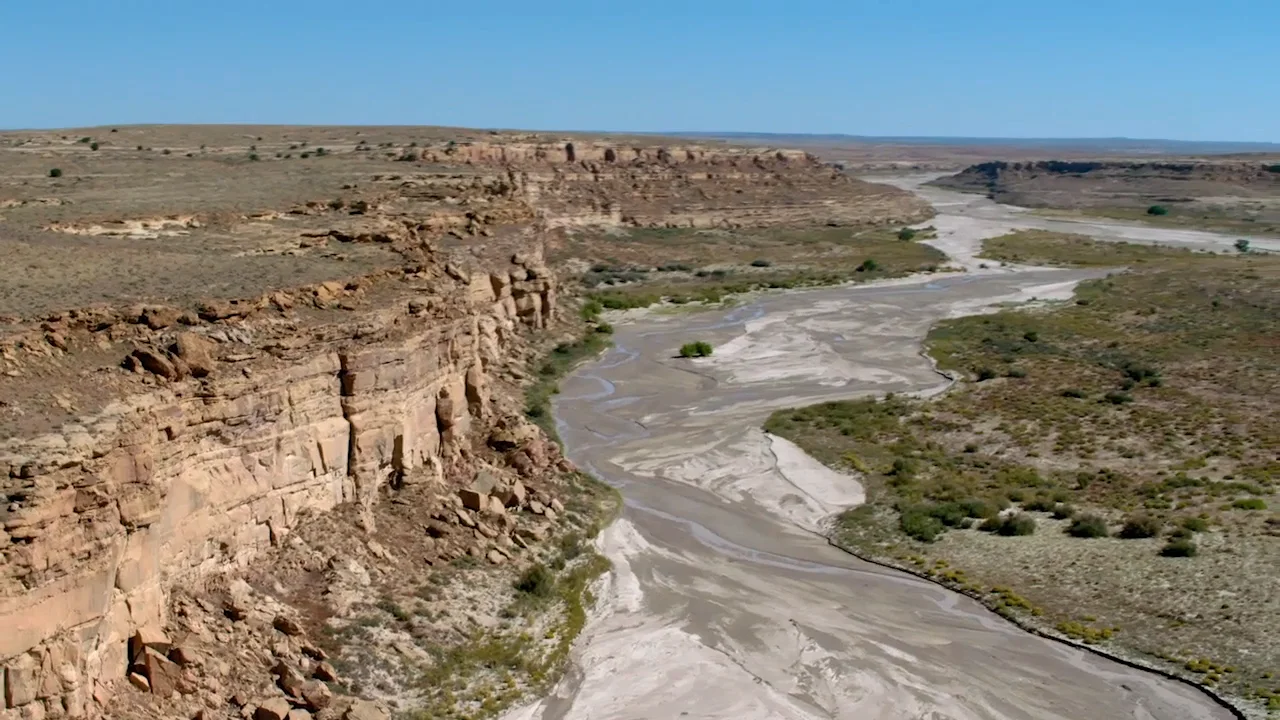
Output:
4,0,1276,141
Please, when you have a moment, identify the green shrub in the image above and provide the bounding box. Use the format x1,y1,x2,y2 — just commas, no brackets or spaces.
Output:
1160,538,1197,557
89,142,99,151
959,498,998,519
248,153,260,161
1118,514,1162,539
1024,495,1056,512
580,299,603,320
856,258,880,272
1068,514,1109,538
514,563,555,597
1022,330,1039,342
1061,388,1087,399
975,366,997,381
678,341,713,358
594,322,614,335
1006,367,1027,378
1147,205,1169,216
1232,498,1266,510
1103,391,1133,405
1234,238,1250,253
48,168,62,178
897,227,917,241
1180,516,1209,532
899,507,944,542
999,513,1037,536
750,258,772,267
78,137,90,144
1051,503,1076,519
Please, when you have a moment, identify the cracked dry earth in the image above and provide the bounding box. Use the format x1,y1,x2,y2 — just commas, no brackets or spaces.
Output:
502,183,1241,720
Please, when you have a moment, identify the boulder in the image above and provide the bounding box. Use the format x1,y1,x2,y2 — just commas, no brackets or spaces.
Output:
286,711,312,720
142,648,182,697
130,627,172,662
344,700,388,720
272,615,304,637
5,653,39,707
311,662,338,682
300,681,332,711
254,697,292,720
172,332,217,377
131,348,179,380
168,646,199,667
495,480,526,508
487,550,506,565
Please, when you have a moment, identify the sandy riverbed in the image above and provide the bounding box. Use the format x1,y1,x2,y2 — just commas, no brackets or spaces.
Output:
503,181,1240,720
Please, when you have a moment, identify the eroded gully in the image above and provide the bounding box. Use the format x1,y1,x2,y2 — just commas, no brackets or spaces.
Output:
503,177,1245,720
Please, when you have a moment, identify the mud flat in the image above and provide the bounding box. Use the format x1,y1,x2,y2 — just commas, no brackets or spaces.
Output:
502,181,1246,720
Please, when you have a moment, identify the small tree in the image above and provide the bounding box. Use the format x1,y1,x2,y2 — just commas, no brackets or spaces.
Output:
1234,238,1250,253
1147,205,1169,216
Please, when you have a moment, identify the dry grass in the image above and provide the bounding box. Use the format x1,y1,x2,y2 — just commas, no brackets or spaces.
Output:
766,236,1280,713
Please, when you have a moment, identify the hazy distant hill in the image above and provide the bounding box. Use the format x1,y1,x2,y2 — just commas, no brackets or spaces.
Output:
665,132,1280,156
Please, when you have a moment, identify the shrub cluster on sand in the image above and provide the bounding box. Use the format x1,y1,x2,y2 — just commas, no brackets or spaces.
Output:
678,341,713,358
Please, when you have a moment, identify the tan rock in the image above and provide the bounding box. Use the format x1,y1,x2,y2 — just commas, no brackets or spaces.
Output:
254,697,292,720
172,333,217,377
286,710,312,720
529,500,546,516
168,646,199,667
130,626,172,661
131,348,179,380
272,615,304,637
299,681,331,711
496,480,527,508
311,662,338,682
142,648,181,697
549,498,565,514
343,700,388,720
487,550,506,565
5,653,39,707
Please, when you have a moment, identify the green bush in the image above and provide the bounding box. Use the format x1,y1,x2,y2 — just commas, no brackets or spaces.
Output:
514,563,555,597
897,227,917,241
580,299,603,320
1103,391,1133,405
1180,516,1209,532
900,507,944,542
1024,495,1056,512
1234,239,1251,253
1160,538,1197,557
998,513,1037,536
1051,503,1076,519
1061,388,1087,399
1068,514,1109,538
750,259,773,267
1232,498,1266,510
1118,514,1162,539
1147,205,1169,216
975,366,998,381
248,153,260,161
78,137,90,144
678,341,713,358
48,168,62,178
856,258,880,272
89,142,99,151
594,322,614,335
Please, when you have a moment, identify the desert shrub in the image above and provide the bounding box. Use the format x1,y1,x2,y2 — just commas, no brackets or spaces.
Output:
1160,538,1197,557
1180,516,1209,532
678,341,713,358
48,168,62,178
514,563,555,597
580,299,603,320
899,507,944,542
1118,514,1162,539
1061,388,1087,399
397,150,419,162
1022,330,1039,342
998,513,1037,536
1232,498,1267,510
1147,205,1169,216
1006,367,1027,378
248,153,260,161
315,147,327,156
1103,391,1133,405
162,149,171,155
78,137,90,144
897,227,917,241
856,258,880,272
1234,239,1251,253
975,366,997,381
1023,495,1056,512
594,322,614,335
1051,503,1076,519
750,259,772,267
1068,514,1109,538
89,142,99,151
959,498,998,519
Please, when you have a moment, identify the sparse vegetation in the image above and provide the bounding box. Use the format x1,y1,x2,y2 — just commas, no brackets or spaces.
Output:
750,258,773,267
1234,238,1250,253
678,341,713,358
48,168,62,178
1147,205,1169,216
524,331,613,442
897,227,917,241
1118,514,1162,539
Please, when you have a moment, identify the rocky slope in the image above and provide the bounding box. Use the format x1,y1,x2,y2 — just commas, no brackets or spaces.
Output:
0,129,929,720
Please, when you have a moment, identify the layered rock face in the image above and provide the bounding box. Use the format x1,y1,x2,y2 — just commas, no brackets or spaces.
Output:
0,250,555,719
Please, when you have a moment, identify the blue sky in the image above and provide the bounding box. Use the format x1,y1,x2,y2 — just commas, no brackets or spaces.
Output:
3,1,1275,141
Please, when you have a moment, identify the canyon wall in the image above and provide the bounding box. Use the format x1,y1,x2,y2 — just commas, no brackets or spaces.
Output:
0,253,554,719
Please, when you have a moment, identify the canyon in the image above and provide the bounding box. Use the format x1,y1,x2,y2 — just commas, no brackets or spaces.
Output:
0,128,927,719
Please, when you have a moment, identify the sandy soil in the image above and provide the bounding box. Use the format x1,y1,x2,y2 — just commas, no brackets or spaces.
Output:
500,181,1247,720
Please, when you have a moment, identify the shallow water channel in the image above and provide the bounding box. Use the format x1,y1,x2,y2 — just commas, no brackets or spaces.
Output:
506,180,1242,720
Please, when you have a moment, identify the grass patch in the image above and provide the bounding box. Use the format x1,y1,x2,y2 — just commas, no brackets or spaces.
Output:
524,326,613,442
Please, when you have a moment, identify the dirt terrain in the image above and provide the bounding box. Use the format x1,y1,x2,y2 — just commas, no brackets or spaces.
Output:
0,125,929,720
931,159,1280,236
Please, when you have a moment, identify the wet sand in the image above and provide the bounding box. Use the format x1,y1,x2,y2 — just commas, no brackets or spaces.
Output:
505,182,1239,720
